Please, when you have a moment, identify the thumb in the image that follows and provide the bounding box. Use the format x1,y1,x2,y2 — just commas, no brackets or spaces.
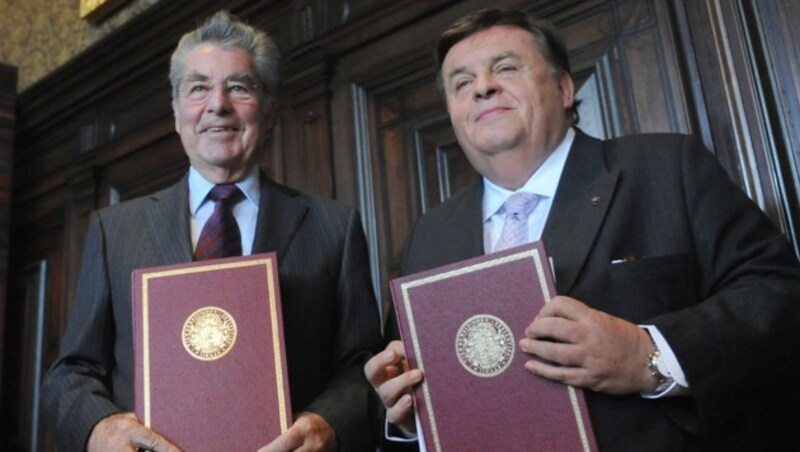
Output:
131,427,181,452
258,429,300,452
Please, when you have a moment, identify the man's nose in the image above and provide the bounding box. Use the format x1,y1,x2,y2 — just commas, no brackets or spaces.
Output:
205,85,232,113
473,73,499,100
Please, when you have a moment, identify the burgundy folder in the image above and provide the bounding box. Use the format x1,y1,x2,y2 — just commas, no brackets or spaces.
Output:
132,253,292,450
391,242,597,451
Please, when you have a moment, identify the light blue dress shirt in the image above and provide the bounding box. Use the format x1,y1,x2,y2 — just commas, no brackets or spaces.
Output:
189,166,260,256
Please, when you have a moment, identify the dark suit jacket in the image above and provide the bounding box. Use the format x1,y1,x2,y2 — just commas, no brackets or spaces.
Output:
391,130,800,451
42,172,383,451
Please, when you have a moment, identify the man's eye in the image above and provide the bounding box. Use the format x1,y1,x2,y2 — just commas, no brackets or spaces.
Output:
454,79,471,92
228,83,250,93
497,65,517,74
188,84,210,93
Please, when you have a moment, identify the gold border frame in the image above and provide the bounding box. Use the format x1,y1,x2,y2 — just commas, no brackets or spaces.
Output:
398,248,592,452
138,258,289,432
80,0,131,22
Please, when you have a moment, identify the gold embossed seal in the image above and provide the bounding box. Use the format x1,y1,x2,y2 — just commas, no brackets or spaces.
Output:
182,306,237,361
455,314,514,377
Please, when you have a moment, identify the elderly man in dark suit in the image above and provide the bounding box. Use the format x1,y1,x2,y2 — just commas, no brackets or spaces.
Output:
42,11,382,452
365,8,800,451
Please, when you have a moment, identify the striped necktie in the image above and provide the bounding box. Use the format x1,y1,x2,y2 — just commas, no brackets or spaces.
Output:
194,184,245,260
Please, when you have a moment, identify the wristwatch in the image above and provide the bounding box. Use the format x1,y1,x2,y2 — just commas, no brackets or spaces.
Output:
647,345,675,393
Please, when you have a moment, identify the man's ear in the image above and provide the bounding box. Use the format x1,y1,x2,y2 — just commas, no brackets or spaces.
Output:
173,100,180,133
558,70,576,110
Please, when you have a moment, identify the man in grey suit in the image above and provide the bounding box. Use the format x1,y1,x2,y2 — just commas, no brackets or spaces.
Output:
42,11,382,452
366,8,800,451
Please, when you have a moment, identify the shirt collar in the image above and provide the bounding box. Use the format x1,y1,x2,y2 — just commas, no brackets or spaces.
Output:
189,165,261,216
482,127,575,222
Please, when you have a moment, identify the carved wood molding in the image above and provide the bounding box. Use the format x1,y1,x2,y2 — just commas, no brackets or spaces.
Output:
0,63,17,417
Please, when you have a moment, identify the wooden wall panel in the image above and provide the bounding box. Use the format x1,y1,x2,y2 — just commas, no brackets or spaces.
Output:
623,31,676,132
744,0,800,253
279,62,335,197
0,63,17,448
683,0,799,249
416,120,475,213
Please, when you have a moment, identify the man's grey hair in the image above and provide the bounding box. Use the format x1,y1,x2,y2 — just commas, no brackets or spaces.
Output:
169,10,280,105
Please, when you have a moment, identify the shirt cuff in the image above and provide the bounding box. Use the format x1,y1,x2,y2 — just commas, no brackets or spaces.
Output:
639,325,690,398
384,418,418,443
384,412,428,451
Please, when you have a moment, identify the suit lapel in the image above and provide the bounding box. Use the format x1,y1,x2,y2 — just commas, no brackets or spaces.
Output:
252,174,308,259
144,174,194,265
444,179,485,261
542,130,619,294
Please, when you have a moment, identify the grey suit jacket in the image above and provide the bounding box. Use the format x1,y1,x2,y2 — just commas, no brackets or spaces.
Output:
393,130,800,451
43,172,383,451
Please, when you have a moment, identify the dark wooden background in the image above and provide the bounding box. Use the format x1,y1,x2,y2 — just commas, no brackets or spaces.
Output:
2,0,799,450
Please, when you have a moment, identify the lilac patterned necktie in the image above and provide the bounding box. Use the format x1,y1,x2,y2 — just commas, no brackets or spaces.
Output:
494,192,539,252
194,184,245,260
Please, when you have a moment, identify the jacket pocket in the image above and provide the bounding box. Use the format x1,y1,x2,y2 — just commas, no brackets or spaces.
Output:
608,254,696,321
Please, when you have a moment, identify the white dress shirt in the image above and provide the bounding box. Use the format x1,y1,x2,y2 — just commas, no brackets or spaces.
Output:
482,128,574,251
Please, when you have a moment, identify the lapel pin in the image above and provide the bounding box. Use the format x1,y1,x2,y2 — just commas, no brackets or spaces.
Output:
591,196,600,206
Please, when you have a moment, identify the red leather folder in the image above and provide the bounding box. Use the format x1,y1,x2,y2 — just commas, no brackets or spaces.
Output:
391,242,597,452
132,253,292,450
